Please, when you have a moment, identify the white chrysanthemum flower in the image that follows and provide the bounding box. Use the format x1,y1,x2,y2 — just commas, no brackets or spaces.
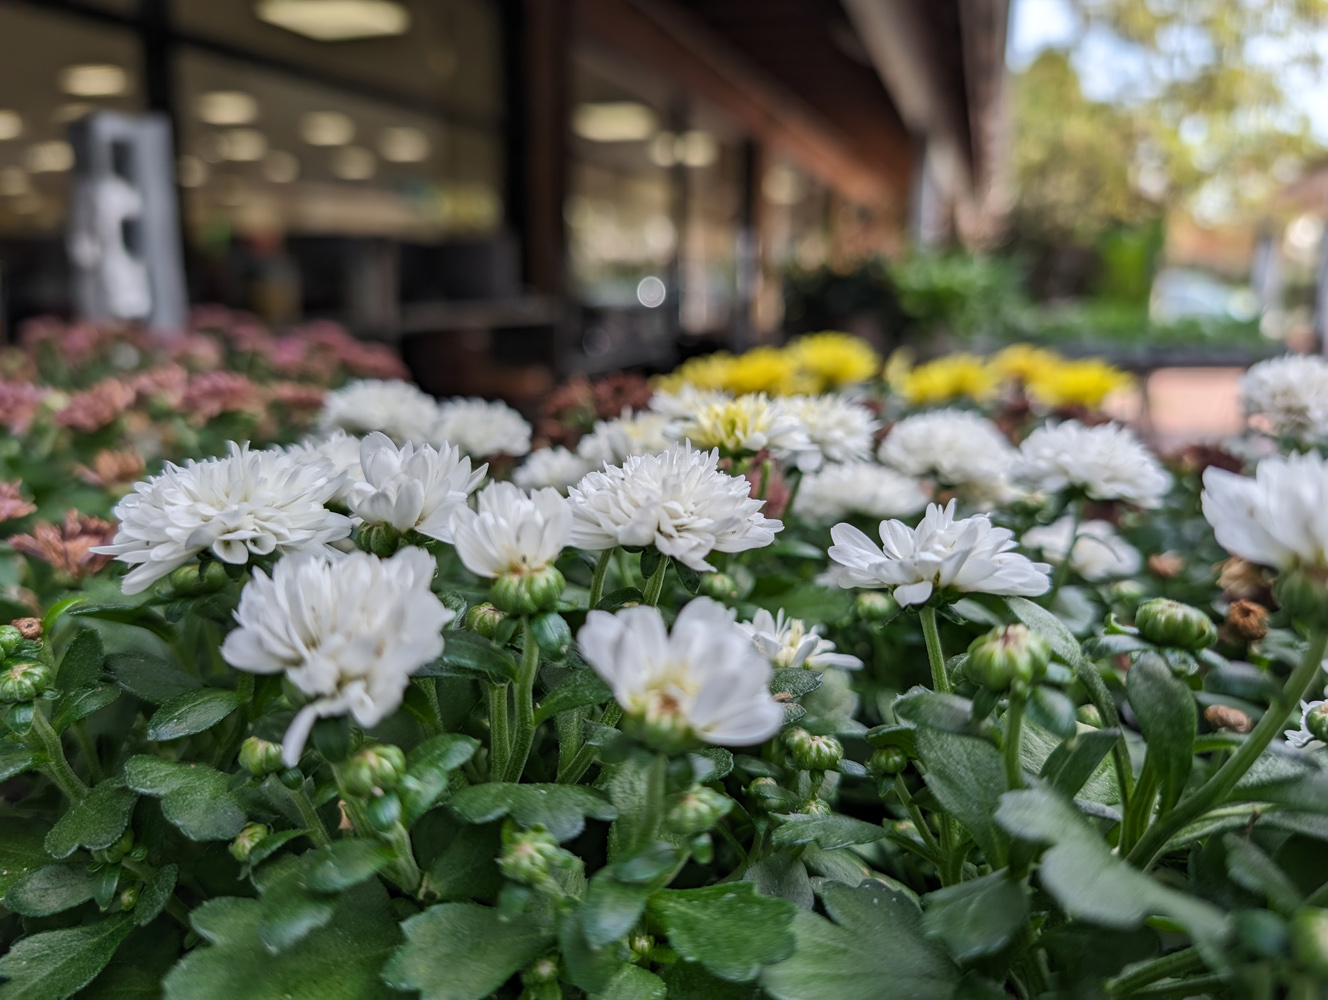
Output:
221,548,451,766
783,394,879,465
578,597,783,747
736,608,862,670
95,443,351,595
568,443,782,571
878,408,1017,501
1202,452,1328,572
1240,354,1328,440
827,499,1052,606
435,396,532,459
793,461,930,526
1022,516,1143,582
649,385,730,420
670,393,817,469
346,432,485,542
578,409,673,464
513,446,593,494
317,379,441,445
1015,421,1170,507
1287,699,1326,750
450,481,571,578
284,430,366,501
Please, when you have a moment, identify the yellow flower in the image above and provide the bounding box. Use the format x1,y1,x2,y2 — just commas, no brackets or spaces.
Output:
656,353,739,395
896,354,1000,406
724,347,815,396
676,393,803,456
989,343,1063,384
1027,358,1133,410
785,332,881,390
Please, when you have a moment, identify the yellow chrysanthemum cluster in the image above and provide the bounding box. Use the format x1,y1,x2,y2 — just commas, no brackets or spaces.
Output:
892,353,1000,406
656,332,880,396
887,344,1133,410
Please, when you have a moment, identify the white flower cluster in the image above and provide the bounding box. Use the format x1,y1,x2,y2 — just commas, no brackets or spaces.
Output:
451,482,571,579
1202,451,1328,572
283,430,367,501
877,408,1018,507
1022,516,1142,582
794,461,930,526
1240,354,1328,441
736,608,862,670
513,446,593,494
1016,420,1170,507
577,409,673,465
348,432,485,542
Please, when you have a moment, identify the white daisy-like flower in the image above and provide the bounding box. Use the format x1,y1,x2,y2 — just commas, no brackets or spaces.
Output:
221,548,451,766
568,443,782,571
793,461,930,526
513,446,593,494
1286,699,1327,750
1202,452,1328,571
783,394,879,465
317,379,441,445
283,430,366,501
450,481,572,579
95,443,351,595
827,499,1052,606
1022,516,1143,582
669,393,817,469
1016,421,1170,507
736,608,862,670
435,396,532,459
578,409,673,464
1240,354,1328,441
346,432,485,543
878,408,1017,501
578,597,784,747
649,384,731,420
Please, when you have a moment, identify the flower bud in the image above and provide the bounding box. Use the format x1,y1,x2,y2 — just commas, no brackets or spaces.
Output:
1292,908,1328,976
1076,704,1103,728
698,572,739,601
1134,598,1217,651
499,824,565,887
530,612,571,660
629,934,655,962
228,822,270,861
690,832,713,864
0,661,49,702
785,729,843,771
492,566,565,616
464,602,507,639
868,747,908,776
117,885,139,910
278,767,305,790
965,625,1050,691
365,791,403,833
802,797,832,816
93,829,134,864
342,744,407,797
1276,569,1328,626
0,624,23,658
666,786,732,835
1306,703,1328,744
1108,579,1146,605
623,693,700,755
856,591,899,621
239,736,284,777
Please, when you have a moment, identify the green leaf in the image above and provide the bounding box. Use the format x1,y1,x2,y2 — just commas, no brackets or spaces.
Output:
146,689,242,742
534,670,612,724
450,783,617,841
0,741,36,782
647,882,797,982
1126,654,1197,812
381,903,553,1000
770,813,889,851
592,965,666,999
57,628,105,690
52,684,121,733
770,670,823,698
44,781,137,859
123,756,245,842
424,819,502,902
864,724,917,754
894,688,974,732
0,819,52,896
915,727,1009,866
743,852,814,910
921,869,1029,961
1038,728,1121,800
1222,833,1302,914
1007,596,1083,667
164,880,402,1000
419,631,517,683
400,732,479,826
582,870,653,947
135,863,178,926
256,879,336,954
300,840,395,893
754,586,853,623
1026,686,1077,739
3,863,97,916
762,882,959,1000
71,604,176,643
106,652,201,705
664,963,762,999
1081,633,1152,660
688,746,734,781
0,915,133,1000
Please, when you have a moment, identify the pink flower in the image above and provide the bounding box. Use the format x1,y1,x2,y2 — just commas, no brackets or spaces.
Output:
0,382,50,434
180,371,263,422
56,379,136,433
128,364,188,408
10,511,117,582
0,482,36,522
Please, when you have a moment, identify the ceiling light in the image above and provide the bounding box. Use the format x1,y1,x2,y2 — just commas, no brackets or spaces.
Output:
378,126,429,163
255,0,410,42
25,141,74,173
648,131,676,167
572,102,656,143
221,128,268,162
53,103,92,124
680,130,717,168
263,149,300,183
177,155,208,188
331,145,376,180
0,112,22,141
0,168,30,197
300,111,355,146
197,91,258,126
59,64,128,97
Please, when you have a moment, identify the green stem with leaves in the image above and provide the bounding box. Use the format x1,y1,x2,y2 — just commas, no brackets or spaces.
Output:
1105,947,1205,997
919,606,950,694
557,704,623,784
488,682,511,782
588,548,614,610
1003,692,1027,790
285,780,332,849
633,752,669,853
29,707,89,803
502,620,542,783
642,555,670,607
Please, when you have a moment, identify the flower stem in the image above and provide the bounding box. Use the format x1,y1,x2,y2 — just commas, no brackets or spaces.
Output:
488,683,511,781
29,707,89,803
71,720,104,784
1048,496,1084,604
919,606,950,694
588,548,614,610
642,555,670,607
286,781,332,849
121,856,192,929
1104,947,1204,997
633,752,669,853
557,703,623,784
894,775,941,860
1003,692,1027,790
502,620,542,783
1126,628,1328,869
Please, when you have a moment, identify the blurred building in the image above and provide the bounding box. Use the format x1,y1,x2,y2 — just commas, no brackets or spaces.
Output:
0,0,1008,398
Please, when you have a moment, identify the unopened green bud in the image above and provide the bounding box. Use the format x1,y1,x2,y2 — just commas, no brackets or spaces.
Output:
803,797,832,816
666,786,732,835
1306,704,1328,744
499,824,565,886
342,744,407,797
1292,907,1328,976
698,572,739,601
239,736,284,777
785,728,843,771
530,612,571,659
629,933,655,961
868,746,908,776
1108,579,1146,605
117,885,139,910
464,602,507,639
522,953,560,986
0,624,23,657
365,792,402,833
965,625,1050,691
856,591,899,621
492,566,566,616
357,522,404,557
1076,704,1103,728
93,829,134,864
747,777,783,802
1134,598,1217,651
1275,570,1328,626
0,662,48,702
278,767,305,790
228,822,270,861
167,562,228,596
